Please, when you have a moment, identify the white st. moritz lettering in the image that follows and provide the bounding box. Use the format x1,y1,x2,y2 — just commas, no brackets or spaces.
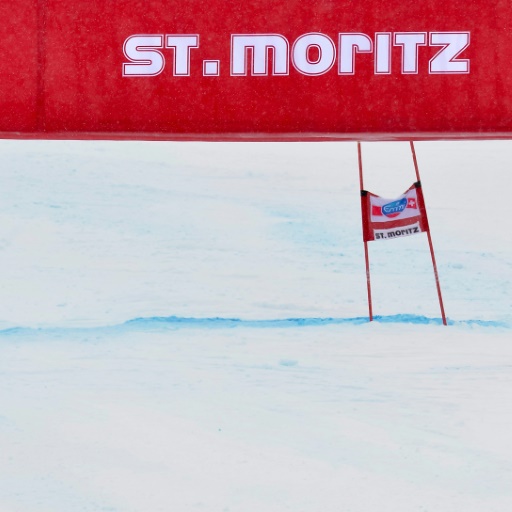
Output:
375,33,392,74
231,35,289,75
123,34,199,77
292,33,336,76
122,32,471,77
165,35,199,76
339,33,373,75
123,35,165,77
429,32,470,74
393,33,427,74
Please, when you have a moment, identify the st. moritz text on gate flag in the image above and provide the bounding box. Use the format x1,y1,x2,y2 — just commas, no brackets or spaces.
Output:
361,182,430,242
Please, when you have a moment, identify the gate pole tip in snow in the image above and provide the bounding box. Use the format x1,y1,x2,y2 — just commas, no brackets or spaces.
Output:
358,142,374,322
409,141,448,326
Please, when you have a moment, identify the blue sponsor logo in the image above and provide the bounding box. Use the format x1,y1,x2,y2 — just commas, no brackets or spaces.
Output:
382,197,407,217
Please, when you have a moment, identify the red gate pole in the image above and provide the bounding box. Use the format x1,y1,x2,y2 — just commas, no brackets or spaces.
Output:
410,141,447,326
358,142,373,322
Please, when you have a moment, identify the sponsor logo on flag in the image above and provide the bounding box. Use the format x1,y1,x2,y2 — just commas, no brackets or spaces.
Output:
372,196,418,218
370,189,419,222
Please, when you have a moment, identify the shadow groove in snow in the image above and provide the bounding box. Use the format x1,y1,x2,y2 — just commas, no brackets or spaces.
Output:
124,315,507,329
0,315,507,338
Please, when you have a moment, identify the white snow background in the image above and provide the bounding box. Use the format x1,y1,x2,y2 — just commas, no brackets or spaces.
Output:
0,140,511,511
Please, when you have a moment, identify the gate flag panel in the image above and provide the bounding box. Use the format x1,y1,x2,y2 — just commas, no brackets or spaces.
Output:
361,183,429,242
1,1,512,140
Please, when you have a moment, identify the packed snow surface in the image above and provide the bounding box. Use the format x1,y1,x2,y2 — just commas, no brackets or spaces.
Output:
0,140,511,511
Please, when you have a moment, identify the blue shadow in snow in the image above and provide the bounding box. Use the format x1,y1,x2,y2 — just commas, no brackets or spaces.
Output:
124,314,508,329
0,315,507,338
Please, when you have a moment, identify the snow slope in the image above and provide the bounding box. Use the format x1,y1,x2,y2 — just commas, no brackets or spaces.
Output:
0,140,511,511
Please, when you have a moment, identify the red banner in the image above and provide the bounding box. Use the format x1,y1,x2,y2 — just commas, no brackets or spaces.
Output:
1,1,512,141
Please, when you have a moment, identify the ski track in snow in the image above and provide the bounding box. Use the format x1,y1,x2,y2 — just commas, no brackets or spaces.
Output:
1,140,512,511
